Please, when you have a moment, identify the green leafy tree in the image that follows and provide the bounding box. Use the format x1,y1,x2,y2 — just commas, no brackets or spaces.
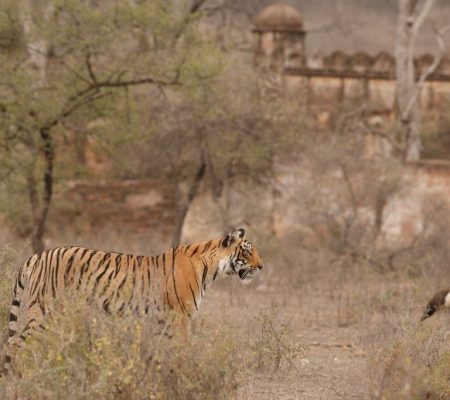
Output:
0,0,219,252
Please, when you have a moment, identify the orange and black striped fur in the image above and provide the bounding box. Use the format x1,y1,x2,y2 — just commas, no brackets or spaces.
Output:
5,228,263,370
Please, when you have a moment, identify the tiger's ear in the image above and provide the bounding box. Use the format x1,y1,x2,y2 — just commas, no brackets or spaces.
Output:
222,228,246,247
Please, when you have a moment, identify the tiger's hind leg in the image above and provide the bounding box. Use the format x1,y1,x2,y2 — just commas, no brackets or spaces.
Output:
5,292,47,374
4,275,25,374
5,317,47,376
4,253,42,374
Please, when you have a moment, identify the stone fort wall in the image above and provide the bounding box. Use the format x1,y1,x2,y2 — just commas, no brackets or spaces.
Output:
253,3,450,122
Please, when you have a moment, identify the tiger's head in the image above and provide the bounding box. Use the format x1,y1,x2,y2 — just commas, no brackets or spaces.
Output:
221,228,264,284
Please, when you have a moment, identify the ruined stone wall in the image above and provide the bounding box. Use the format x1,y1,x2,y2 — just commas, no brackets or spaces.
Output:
44,160,450,250
181,159,450,247
381,161,450,245
284,52,450,120
51,180,176,243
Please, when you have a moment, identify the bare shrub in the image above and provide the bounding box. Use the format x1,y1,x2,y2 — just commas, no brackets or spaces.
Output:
249,305,307,374
373,322,450,399
0,295,244,400
421,100,450,159
0,285,308,399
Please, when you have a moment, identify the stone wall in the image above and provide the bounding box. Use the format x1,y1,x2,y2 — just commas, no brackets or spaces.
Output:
46,160,450,250
253,4,450,122
285,57,450,118
381,161,450,245
52,179,176,242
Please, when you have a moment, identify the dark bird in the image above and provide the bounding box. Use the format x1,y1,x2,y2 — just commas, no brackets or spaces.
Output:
420,288,450,322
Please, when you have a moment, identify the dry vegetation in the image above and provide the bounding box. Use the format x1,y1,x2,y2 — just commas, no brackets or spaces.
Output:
1,195,450,399
2,109,450,398
1,105,450,399
1,0,450,399
0,245,305,400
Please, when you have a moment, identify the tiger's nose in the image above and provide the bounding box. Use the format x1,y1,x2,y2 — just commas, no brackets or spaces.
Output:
257,265,263,270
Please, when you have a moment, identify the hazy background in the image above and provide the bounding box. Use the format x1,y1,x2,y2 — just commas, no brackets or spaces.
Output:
0,1,450,399
206,0,450,53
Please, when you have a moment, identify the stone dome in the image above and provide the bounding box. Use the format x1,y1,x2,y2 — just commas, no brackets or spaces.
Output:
254,3,304,33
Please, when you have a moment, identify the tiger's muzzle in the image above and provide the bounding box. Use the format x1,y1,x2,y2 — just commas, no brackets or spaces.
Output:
238,265,262,284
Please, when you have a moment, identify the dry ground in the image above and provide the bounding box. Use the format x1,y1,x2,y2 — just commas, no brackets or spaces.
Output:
194,271,444,400
1,237,449,399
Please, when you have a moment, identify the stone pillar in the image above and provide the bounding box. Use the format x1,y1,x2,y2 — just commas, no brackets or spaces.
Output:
253,3,305,72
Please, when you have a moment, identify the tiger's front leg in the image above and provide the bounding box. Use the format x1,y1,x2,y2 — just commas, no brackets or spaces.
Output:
175,314,191,342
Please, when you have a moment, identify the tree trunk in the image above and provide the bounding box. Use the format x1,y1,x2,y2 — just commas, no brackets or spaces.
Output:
395,0,417,161
21,1,53,253
171,157,206,247
30,128,54,253
395,0,435,161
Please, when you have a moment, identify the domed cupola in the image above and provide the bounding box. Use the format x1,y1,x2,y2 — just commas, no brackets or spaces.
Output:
253,3,306,70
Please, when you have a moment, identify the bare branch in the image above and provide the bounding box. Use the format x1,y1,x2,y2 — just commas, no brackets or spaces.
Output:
57,59,91,85
174,0,210,41
190,0,208,14
74,72,181,101
363,122,405,153
385,203,439,269
411,0,436,41
85,50,98,85
402,24,449,121
339,164,357,216
43,91,112,132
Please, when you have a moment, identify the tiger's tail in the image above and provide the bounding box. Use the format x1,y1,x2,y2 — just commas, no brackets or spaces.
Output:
4,265,27,373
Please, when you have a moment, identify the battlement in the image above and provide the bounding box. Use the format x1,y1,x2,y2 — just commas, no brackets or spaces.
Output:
287,52,450,82
253,4,450,82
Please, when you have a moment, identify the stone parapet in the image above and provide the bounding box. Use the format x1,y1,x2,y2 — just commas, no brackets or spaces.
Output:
288,53,450,82
53,179,176,239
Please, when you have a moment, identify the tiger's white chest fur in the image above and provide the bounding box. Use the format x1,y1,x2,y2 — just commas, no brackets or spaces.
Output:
218,257,232,276
444,292,450,308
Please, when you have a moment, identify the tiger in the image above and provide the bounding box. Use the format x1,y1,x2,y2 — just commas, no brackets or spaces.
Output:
5,228,263,371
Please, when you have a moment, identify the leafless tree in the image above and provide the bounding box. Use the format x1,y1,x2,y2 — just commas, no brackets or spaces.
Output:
395,0,447,161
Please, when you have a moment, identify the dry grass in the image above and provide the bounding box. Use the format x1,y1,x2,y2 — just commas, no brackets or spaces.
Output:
0,242,304,400
250,305,307,373
255,222,450,399
0,302,242,400
371,322,450,399
1,219,450,399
